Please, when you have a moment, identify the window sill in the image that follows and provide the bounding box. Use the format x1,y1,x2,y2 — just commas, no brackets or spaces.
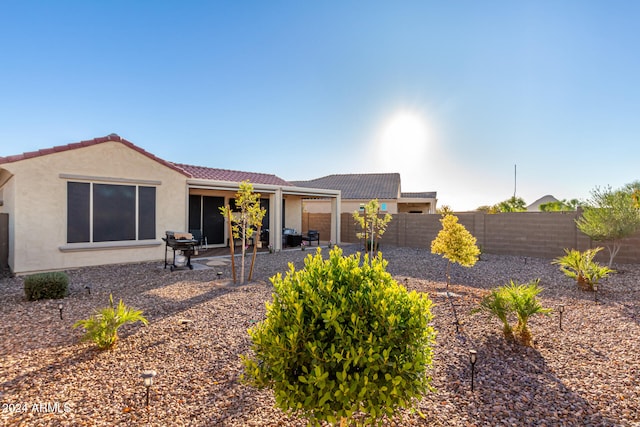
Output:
59,240,163,252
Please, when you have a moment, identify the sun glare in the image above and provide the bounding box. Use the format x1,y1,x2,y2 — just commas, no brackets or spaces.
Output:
376,110,429,173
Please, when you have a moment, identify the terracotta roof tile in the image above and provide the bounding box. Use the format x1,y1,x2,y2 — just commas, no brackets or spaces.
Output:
0,134,190,177
174,163,291,186
0,135,294,187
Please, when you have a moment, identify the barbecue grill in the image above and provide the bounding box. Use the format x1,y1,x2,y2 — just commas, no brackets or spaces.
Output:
163,231,198,271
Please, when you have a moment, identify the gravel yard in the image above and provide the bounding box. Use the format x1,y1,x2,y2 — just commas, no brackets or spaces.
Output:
1,245,639,426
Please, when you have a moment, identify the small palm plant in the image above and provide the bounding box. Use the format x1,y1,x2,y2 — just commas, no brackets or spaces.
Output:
473,287,514,341
73,294,148,350
552,247,614,291
502,279,551,346
473,279,551,346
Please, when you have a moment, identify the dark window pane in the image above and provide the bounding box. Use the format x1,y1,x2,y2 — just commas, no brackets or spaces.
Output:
203,196,225,244
138,186,156,240
93,184,135,242
260,198,269,230
67,182,90,243
188,195,202,232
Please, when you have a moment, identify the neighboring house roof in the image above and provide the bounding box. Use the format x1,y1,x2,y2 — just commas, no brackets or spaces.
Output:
527,195,559,211
0,134,190,176
401,191,437,199
292,173,401,199
174,163,291,186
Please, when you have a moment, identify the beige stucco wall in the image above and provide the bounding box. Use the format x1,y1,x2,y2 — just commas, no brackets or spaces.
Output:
304,198,397,215
0,177,16,269
284,195,303,232
2,141,188,274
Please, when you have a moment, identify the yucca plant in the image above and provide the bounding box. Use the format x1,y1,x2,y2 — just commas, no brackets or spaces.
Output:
473,288,514,341
552,247,614,291
73,294,148,350
502,279,551,346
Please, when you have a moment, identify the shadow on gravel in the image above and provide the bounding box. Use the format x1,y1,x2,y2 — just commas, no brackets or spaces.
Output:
0,344,98,395
443,335,618,426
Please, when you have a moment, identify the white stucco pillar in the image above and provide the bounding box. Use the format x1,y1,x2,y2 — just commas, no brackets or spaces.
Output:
273,189,283,251
331,194,341,245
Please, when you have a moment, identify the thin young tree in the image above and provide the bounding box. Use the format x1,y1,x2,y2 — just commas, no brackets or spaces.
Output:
576,182,640,266
431,214,480,333
220,180,266,284
352,199,392,255
431,213,480,291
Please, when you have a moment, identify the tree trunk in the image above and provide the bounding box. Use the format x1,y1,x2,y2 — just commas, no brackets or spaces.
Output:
240,221,246,284
227,209,236,284
248,225,260,281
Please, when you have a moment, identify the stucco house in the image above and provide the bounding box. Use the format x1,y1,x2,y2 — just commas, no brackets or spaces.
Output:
0,134,341,275
292,173,437,214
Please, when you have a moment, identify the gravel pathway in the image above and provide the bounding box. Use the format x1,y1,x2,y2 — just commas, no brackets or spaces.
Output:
1,246,639,426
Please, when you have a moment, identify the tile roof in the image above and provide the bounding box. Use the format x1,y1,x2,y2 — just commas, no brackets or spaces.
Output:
0,134,293,186
174,163,291,186
292,173,401,199
401,191,437,199
0,134,190,176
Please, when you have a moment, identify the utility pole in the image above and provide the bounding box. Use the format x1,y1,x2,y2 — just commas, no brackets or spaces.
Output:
513,164,517,198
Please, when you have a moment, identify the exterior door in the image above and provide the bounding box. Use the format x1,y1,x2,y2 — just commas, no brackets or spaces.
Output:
0,213,8,273
202,196,225,245
188,195,225,245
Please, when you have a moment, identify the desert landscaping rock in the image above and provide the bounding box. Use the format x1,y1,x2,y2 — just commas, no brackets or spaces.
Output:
1,246,639,426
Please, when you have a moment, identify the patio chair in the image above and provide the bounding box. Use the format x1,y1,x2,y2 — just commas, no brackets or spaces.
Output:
301,230,320,246
189,229,203,249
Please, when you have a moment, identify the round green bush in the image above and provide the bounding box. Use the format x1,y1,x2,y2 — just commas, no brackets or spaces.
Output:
24,271,69,301
242,247,436,425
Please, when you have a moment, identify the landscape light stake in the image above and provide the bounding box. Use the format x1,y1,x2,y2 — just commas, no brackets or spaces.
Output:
558,304,564,331
217,271,223,280
141,370,157,407
58,302,63,320
85,285,91,295
469,349,477,392
593,283,598,304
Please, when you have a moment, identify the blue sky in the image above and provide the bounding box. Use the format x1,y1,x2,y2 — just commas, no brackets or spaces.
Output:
2,1,639,210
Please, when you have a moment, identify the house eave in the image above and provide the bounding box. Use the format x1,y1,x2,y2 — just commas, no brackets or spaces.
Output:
187,179,341,198
398,197,437,203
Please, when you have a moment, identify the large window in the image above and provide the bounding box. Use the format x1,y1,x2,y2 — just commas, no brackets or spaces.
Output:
67,182,156,243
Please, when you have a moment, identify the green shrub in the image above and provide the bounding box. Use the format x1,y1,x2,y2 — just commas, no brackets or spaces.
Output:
23,271,69,301
242,247,436,426
73,294,148,350
552,247,614,291
474,279,551,346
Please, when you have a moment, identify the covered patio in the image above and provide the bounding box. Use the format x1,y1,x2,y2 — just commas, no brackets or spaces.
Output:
184,175,341,253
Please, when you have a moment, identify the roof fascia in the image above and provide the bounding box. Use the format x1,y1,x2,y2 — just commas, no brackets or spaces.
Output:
187,179,340,198
282,186,340,197
398,196,437,203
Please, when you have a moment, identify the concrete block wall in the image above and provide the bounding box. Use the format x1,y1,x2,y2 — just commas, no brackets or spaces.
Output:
302,213,332,244
481,212,580,258
335,212,640,264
